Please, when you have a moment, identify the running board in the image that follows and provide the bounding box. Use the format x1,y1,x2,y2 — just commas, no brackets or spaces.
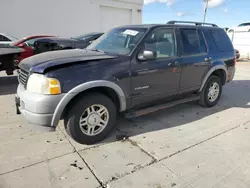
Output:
125,95,200,119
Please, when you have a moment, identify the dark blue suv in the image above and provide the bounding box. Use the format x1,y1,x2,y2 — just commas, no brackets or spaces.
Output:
15,21,236,144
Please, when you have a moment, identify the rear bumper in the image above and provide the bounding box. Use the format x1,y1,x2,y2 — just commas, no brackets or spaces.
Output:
227,66,235,83
15,84,65,129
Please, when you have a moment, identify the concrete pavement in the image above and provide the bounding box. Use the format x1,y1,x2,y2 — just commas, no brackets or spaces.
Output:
0,62,250,188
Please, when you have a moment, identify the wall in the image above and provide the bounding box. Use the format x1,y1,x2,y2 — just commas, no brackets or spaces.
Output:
0,0,143,38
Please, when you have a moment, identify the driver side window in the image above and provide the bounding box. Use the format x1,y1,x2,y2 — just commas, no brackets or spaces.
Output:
143,28,176,58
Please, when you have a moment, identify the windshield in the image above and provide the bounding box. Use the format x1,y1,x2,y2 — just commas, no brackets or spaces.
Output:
86,27,148,55
10,38,25,46
7,35,18,41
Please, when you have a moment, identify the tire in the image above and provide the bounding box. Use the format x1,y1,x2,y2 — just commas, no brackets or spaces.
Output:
64,92,117,145
199,75,222,107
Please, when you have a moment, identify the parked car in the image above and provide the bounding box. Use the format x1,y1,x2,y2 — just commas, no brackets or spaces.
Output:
11,35,55,63
2,35,91,75
228,22,250,33
72,32,104,47
32,37,90,55
0,45,23,75
16,21,236,144
0,33,18,45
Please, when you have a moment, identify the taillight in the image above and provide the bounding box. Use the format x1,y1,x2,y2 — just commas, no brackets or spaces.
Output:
233,56,236,66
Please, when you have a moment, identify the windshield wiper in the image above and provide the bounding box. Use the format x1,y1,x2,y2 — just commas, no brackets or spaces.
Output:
90,48,104,53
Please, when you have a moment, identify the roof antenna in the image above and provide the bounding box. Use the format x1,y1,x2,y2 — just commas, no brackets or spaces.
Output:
203,0,211,23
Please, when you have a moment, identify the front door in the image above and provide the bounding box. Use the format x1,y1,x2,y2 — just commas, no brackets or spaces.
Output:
131,28,181,107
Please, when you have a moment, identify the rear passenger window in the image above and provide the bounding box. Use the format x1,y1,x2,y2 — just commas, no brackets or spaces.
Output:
180,29,200,56
198,30,207,53
209,29,233,52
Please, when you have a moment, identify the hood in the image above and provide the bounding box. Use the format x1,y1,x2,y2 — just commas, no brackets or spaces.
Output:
19,49,117,73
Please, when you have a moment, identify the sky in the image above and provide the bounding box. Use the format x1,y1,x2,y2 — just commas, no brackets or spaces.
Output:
143,0,250,28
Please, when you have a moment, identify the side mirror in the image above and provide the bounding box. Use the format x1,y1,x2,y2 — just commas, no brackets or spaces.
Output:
138,49,157,61
18,43,26,48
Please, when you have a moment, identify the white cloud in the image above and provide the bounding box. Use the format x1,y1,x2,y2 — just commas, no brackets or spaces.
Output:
176,11,194,17
144,0,175,6
223,8,229,13
176,12,185,17
144,0,225,8
166,0,175,6
205,0,225,8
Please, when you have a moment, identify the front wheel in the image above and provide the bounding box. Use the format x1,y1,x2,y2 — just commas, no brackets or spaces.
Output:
199,75,222,107
65,93,117,145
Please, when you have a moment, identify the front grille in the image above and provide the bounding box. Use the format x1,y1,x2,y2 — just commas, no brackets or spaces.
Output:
18,69,29,86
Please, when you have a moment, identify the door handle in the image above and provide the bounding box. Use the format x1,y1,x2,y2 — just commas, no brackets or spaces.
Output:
205,57,212,63
168,62,179,67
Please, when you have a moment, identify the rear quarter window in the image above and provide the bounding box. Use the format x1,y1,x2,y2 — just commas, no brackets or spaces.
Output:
209,29,233,52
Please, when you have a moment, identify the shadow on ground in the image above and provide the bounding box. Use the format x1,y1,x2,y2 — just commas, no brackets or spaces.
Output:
108,80,250,143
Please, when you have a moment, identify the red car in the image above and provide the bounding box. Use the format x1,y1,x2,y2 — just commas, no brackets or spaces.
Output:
11,35,55,64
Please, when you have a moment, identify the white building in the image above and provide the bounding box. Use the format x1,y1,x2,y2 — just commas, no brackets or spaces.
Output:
1,0,143,38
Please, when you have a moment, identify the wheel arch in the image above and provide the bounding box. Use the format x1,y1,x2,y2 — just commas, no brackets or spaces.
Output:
51,80,126,127
199,64,228,92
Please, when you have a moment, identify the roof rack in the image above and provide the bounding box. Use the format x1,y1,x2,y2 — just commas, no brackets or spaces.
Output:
167,21,218,27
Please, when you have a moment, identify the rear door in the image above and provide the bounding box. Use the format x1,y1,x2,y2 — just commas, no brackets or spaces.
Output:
178,28,210,93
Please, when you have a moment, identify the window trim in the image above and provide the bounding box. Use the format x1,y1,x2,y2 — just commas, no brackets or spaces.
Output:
197,29,209,54
179,28,206,58
139,27,178,60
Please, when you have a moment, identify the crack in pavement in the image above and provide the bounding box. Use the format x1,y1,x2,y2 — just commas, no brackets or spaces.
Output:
158,120,250,162
0,151,75,176
2,118,248,187
58,126,105,188
103,120,250,185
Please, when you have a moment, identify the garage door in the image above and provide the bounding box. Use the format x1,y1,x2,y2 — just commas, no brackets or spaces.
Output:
100,5,132,32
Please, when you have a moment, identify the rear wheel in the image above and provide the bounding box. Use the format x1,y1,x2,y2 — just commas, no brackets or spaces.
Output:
199,75,222,107
65,93,117,145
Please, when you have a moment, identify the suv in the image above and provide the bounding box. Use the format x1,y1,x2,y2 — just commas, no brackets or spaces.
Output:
15,21,236,145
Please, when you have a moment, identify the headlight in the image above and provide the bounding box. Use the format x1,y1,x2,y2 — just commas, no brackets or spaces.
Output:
26,73,61,95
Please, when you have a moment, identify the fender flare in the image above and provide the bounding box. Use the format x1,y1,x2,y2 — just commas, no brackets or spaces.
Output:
199,65,228,92
51,80,127,127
